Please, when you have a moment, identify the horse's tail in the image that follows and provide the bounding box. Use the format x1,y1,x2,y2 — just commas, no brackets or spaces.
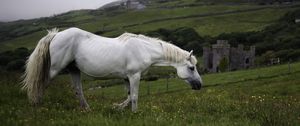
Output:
22,28,59,104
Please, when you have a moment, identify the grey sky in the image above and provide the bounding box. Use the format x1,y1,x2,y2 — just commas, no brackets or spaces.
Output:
0,0,117,22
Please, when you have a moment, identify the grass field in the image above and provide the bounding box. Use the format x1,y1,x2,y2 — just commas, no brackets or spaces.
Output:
1,4,299,52
1,62,299,125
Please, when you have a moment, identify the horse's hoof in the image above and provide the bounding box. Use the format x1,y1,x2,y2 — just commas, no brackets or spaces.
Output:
131,109,138,113
85,107,91,112
113,103,126,110
80,104,91,112
80,107,91,112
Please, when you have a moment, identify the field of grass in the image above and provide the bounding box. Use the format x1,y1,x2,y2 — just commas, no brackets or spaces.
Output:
1,3,299,52
1,62,299,125
123,7,293,36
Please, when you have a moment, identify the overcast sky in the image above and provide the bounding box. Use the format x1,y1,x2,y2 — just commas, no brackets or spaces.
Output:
0,0,118,22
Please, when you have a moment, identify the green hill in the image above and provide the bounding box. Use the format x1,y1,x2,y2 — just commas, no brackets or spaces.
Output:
0,1,299,52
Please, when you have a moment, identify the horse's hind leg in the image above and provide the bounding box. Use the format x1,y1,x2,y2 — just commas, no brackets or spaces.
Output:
68,64,90,111
114,78,131,109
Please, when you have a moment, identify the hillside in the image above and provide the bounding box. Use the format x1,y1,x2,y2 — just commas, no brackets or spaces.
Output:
0,1,299,52
1,61,299,125
0,0,299,73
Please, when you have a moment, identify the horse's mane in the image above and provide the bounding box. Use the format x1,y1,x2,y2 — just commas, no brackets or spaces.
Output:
118,33,197,65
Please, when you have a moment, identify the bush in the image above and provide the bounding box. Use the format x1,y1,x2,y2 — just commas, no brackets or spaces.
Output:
287,49,300,61
6,59,25,71
144,75,159,81
219,57,229,72
0,47,31,71
14,47,30,59
0,55,12,66
257,51,276,65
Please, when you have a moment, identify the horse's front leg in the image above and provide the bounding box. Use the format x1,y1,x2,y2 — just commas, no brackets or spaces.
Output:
128,73,141,112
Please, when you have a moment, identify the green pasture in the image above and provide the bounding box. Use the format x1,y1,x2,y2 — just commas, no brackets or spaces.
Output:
0,62,299,125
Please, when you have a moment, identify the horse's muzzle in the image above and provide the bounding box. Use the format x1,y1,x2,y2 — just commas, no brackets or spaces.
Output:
187,79,202,90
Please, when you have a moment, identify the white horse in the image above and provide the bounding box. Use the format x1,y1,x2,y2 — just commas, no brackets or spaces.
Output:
22,27,202,112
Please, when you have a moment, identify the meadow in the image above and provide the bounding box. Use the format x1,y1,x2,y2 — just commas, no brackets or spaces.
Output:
1,62,299,125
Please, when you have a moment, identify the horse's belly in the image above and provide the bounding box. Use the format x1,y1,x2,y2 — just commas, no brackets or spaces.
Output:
75,55,127,78
74,39,132,78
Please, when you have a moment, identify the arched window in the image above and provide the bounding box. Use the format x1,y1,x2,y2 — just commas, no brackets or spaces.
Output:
209,62,213,69
245,58,250,64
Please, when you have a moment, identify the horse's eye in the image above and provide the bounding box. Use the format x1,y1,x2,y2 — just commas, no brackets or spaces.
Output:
189,66,195,71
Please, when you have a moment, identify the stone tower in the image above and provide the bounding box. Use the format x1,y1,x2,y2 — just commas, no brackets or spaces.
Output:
203,40,255,73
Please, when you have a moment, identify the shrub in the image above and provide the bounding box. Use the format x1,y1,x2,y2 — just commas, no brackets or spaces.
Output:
219,57,229,72
6,59,25,71
14,47,30,59
0,55,12,66
257,51,276,65
144,75,159,81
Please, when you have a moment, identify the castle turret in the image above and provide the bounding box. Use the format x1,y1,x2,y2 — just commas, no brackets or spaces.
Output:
250,46,255,55
238,44,244,50
249,46,256,67
211,40,230,72
203,40,255,73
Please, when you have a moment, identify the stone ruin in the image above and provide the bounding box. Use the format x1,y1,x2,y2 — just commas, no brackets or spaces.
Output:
125,0,146,10
203,40,255,73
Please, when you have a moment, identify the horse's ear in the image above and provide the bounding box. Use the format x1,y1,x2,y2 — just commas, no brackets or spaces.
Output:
187,50,193,60
189,50,193,57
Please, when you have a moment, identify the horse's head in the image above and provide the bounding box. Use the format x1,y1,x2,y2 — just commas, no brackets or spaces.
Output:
175,50,202,90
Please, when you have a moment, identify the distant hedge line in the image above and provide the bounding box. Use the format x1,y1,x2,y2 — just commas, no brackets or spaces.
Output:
142,9,300,64
0,47,30,71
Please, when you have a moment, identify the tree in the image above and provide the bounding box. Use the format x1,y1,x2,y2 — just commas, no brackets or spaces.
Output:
219,57,229,72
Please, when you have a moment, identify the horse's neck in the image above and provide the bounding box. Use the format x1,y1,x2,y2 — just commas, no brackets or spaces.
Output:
121,35,185,67
130,40,171,67
151,43,183,67
138,41,167,66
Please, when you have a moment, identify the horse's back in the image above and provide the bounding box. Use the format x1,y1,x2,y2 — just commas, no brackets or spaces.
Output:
50,28,89,50
49,27,120,57
49,27,129,77
48,28,156,78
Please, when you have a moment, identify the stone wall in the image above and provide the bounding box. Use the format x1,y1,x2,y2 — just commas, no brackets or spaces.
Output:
203,40,255,72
